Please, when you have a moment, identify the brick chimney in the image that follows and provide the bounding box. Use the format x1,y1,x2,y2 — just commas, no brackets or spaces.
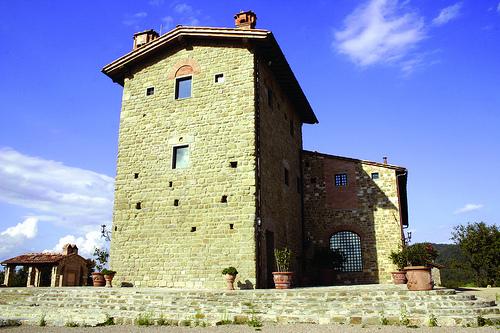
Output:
234,11,257,29
62,244,78,256
133,29,159,50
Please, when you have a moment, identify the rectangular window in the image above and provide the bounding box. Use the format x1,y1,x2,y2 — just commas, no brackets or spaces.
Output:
284,167,289,186
335,173,348,187
175,76,192,99
371,172,379,180
146,87,154,96
172,145,189,169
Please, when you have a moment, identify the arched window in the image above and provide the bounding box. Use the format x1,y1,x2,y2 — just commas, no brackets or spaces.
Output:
330,231,362,272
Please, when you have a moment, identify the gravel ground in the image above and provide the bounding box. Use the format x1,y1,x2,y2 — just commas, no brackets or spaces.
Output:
1,324,498,333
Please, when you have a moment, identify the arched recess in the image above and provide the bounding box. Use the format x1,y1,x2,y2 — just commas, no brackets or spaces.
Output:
329,231,363,272
167,59,201,79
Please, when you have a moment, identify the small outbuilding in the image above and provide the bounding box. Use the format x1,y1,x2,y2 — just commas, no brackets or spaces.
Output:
1,244,88,287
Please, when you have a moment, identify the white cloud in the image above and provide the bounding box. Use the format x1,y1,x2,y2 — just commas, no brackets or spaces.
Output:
432,2,463,26
171,2,201,26
45,231,106,259
0,147,114,233
334,0,426,69
162,16,174,31
149,0,164,6
454,203,484,214
122,12,148,26
0,217,38,258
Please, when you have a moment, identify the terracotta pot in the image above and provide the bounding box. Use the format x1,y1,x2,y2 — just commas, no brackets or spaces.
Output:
224,274,236,290
391,271,408,284
92,272,105,287
405,266,433,291
272,272,294,289
104,273,115,288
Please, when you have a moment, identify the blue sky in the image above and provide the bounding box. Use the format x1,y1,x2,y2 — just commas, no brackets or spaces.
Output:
1,0,499,260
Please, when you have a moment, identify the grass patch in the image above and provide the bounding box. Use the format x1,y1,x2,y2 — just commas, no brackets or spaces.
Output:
96,315,115,326
64,321,79,327
38,314,47,327
135,312,154,326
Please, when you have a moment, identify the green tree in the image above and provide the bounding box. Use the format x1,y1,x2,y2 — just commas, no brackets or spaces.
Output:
451,222,500,287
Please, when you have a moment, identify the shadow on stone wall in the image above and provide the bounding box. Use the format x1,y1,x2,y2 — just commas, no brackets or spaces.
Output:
302,153,400,286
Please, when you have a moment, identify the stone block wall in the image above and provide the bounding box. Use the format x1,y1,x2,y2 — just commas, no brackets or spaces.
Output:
302,152,405,284
256,59,304,287
110,41,258,288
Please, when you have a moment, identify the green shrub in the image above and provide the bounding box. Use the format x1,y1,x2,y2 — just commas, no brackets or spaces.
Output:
389,249,408,271
222,266,238,276
428,314,438,327
274,248,292,272
404,243,438,266
38,314,47,327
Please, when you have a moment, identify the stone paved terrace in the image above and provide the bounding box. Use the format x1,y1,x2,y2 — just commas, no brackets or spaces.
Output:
0,285,498,327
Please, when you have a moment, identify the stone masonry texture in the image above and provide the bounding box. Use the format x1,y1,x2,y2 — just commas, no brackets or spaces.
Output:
110,41,258,289
302,152,405,284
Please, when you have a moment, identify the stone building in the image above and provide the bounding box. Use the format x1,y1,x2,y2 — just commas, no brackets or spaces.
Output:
102,11,408,289
1,244,88,287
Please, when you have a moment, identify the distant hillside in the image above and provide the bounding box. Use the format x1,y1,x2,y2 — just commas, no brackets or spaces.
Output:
431,243,475,288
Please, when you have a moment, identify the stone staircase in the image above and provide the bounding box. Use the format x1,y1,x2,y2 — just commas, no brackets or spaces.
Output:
0,285,498,327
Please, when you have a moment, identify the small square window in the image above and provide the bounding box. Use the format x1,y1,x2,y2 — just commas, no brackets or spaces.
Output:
134,173,139,179
146,87,154,96
175,76,192,99
215,73,224,83
172,145,189,169
335,173,348,187
371,172,379,180
284,167,289,186
230,161,238,168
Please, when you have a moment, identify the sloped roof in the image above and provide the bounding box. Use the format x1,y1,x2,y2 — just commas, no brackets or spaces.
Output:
302,150,407,171
1,253,65,265
102,26,318,124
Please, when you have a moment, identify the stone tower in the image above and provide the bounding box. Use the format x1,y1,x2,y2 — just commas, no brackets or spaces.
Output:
102,11,318,288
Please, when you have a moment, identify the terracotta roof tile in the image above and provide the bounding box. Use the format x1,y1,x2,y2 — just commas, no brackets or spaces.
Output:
1,253,65,265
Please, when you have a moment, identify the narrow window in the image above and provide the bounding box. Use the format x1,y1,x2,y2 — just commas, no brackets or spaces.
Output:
146,87,154,96
135,202,141,210
172,145,189,169
114,226,117,231
335,173,348,187
230,161,238,168
284,167,289,186
267,87,273,107
191,226,196,232
175,76,192,99
214,73,224,83
229,224,234,230
169,181,173,187
134,173,139,179
174,199,179,206
371,172,379,180
221,195,228,203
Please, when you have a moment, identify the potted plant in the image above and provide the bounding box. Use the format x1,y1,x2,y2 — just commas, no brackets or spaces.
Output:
272,247,294,289
403,243,438,291
221,266,238,290
313,247,345,285
389,248,408,284
92,248,109,287
101,269,117,288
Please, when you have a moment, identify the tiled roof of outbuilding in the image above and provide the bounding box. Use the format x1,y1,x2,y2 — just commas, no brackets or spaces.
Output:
1,253,65,265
